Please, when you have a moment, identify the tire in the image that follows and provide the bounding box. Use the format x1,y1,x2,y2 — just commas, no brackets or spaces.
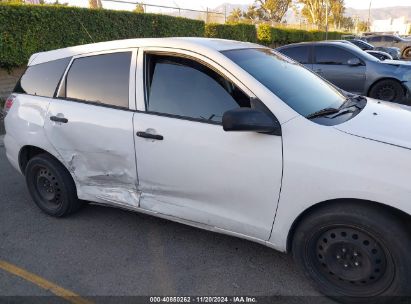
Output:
25,153,82,217
368,80,405,103
402,47,411,59
292,202,411,304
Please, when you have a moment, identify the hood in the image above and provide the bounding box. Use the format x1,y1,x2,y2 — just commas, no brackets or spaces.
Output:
381,59,411,66
335,98,411,150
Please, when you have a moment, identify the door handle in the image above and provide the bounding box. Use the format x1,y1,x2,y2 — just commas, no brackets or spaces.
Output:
50,116,68,123
136,131,163,140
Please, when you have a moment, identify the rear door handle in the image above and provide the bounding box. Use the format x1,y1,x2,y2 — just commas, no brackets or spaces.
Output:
50,116,68,123
136,131,163,140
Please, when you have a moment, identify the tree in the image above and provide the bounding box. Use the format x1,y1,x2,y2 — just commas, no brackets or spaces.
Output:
256,0,291,23
298,0,346,30
89,0,102,9
357,20,370,33
227,8,243,23
133,3,144,13
340,16,354,31
242,5,262,23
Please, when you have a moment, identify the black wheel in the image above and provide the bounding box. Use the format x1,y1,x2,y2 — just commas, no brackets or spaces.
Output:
369,80,404,103
292,203,411,303
25,153,82,217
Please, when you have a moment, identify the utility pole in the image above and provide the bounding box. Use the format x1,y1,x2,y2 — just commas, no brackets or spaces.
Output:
325,1,328,40
367,0,372,32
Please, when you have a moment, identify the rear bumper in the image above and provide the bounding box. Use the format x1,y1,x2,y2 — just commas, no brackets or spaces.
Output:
4,132,23,175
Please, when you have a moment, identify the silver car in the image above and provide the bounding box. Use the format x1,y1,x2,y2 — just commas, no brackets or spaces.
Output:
277,41,411,103
362,35,411,59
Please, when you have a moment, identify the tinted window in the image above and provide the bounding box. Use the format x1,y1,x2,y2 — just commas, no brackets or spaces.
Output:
367,36,382,42
315,46,355,65
280,46,310,63
14,57,71,97
146,55,250,123
349,40,373,50
64,52,131,108
223,48,345,117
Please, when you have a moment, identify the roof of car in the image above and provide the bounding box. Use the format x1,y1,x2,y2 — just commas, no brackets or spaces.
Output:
28,37,264,66
277,41,355,49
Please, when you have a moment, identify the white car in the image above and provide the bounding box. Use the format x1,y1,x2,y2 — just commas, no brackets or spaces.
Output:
3,38,411,302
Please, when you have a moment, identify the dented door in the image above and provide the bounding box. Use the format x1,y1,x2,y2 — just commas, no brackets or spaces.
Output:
44,101,139,207
44,49,139,207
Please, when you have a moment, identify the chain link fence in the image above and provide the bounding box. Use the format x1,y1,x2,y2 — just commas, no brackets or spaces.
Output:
102,0,227,23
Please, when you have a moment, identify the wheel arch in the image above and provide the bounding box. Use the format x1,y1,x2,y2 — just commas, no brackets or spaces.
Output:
19,145,66,176
367,77,406,97
286,198,411,252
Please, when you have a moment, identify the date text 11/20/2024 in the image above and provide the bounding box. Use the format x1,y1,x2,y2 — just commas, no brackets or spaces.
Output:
150,297,257,303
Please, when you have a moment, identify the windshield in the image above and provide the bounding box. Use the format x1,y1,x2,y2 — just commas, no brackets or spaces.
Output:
222,48,346,117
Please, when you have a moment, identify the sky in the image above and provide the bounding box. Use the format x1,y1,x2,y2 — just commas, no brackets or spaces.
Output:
59,0,411,11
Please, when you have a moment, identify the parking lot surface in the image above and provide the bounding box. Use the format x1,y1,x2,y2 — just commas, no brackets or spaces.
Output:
0,145,333,303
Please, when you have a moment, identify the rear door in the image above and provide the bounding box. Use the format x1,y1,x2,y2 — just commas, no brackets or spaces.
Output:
44,49,140,207
279,45,313,70
313,45,366,94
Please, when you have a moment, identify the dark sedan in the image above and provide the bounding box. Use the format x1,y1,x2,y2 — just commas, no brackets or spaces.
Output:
276,41,411,103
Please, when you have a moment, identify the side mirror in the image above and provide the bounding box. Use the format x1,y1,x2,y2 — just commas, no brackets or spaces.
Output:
222,108,281,135
347,58,361,66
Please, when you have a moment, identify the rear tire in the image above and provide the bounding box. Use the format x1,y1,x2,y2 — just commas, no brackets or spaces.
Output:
369,79,405,103
292,203,411,303
402,47,411,59
25,153,82,217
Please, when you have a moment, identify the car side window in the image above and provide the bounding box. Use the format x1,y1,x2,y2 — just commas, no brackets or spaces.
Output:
14,57,71,98
280,46,310,64
62,52,132,108
314,46,355,65
383,36,395,42
145,54,251,123
368,36,382,43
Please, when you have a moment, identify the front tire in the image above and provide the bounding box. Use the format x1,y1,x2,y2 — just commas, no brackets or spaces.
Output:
292,203,411,303
368,80,405,103
25,154,82,217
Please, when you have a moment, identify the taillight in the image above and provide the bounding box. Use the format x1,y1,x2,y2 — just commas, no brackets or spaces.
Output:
2,94,16,117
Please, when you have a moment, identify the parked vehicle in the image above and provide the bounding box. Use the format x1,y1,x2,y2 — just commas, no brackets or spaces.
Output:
331,39,394,61
347,39,401,60
4,38,411,302
277,41,411,103
361,35,411,59
365,50,393,61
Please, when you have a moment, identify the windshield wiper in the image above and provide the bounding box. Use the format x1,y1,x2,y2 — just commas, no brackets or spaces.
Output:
306,107,340,119
339,95,367,110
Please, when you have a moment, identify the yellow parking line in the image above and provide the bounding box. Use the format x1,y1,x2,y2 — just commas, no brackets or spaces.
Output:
0,260,94,304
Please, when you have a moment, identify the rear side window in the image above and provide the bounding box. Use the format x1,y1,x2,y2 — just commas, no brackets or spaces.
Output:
314,46,354,65
367,36,382,43
63,52,132,108
280,46,310,64
145,55,250,123
14,57,71,97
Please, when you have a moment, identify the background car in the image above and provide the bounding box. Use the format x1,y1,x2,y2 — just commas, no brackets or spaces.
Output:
348,38,401,60
276,41,411,103
361,35,411,59
366,50,393,61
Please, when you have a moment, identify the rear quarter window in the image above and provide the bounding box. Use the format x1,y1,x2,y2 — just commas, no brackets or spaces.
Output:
14,57,71,98
279,46,310,64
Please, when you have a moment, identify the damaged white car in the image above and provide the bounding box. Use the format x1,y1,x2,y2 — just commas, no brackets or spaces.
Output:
3,38,411,302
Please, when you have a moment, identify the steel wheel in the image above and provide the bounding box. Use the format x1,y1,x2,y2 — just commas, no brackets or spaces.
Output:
25,154,82,217
309,225,395,297
34,165,63,210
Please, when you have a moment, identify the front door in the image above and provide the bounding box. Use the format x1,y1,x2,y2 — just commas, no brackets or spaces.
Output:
133,51,283,240
313,45,366,95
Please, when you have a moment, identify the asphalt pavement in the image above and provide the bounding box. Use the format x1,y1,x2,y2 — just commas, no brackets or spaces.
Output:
0,143,334,303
